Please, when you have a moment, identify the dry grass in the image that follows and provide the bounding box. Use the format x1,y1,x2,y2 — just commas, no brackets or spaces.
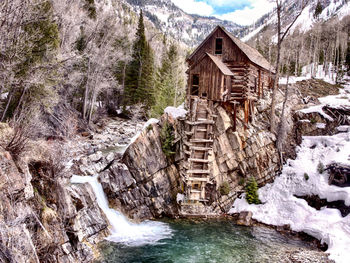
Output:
296,79,341,98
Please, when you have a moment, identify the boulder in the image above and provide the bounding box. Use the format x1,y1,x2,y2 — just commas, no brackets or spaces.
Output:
236,211,253,226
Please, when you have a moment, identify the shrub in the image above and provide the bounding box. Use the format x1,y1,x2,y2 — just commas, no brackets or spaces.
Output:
317,162,325,174
304,173,309,181
160,121,175,158
238,178,245,186
146,124,153,132
245,177,260,204
310,118,317,124
83,0,97,19
219,182,230,195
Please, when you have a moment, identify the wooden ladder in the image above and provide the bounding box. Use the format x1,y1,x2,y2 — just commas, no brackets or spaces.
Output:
183,97,215,203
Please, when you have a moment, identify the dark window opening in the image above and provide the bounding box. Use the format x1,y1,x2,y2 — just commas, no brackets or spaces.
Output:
215,38,223,55
202,92,207,97
193,183,200,190
191,74,199,96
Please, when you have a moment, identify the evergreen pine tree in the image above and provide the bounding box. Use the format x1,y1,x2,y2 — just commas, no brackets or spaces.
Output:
124,10,155,108
245,177,260,204
151,43,183,117
314,2,323,19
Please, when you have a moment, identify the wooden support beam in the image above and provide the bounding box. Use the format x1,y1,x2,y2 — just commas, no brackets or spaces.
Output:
186,169,210,174
189,146,212,151
186,177,209,182
233,102,237,132
185,120,215,125
190,139,213,143
188,158,210,163
244,99,249,128
258,69,261,98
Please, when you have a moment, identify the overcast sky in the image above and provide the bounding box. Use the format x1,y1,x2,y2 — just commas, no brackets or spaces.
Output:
170,0,275,26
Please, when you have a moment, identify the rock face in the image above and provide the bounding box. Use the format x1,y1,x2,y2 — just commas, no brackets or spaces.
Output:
101,99,281,218
100,121,181,220
206,104,280,213
0,144,109,263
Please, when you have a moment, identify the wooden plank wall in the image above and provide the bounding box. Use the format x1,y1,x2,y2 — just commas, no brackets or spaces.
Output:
190,56,224,101
188,27,248,67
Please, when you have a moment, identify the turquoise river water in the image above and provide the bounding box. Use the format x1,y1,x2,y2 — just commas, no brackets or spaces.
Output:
98,219,316,263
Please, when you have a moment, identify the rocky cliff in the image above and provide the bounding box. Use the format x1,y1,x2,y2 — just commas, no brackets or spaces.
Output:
0,125,109,263
101,94,282,219
100,118,182,220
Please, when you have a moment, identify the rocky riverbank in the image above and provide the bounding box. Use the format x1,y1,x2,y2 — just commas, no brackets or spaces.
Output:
1,78,345,262
0,117,145,262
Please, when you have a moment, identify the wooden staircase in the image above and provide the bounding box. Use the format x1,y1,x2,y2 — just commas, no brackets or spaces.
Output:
182,97,215,203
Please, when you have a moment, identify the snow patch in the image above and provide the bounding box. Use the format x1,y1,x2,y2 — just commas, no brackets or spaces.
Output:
316,123,326,129
230,130,350,263
230,79,350,263
299,105,334,121
128,118,159,146
164,105,187,119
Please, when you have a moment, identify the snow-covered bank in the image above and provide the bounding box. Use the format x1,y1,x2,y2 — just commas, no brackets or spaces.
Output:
298,80,350,121
279,64,338,85
71,175,173,246
230,80,350,263
230,130,350,263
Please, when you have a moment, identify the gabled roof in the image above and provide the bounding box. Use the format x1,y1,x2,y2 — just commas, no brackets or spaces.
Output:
188,25,274,73
206,53,233,76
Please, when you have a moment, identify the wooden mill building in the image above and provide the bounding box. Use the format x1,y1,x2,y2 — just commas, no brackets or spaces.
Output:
182,25,275,204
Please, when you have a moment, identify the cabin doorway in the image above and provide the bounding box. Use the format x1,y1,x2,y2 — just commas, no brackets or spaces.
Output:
191,74,199,96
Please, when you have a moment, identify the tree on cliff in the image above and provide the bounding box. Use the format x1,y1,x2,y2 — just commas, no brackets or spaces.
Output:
269,0,309,133
124,10,155,108
151,43,184,117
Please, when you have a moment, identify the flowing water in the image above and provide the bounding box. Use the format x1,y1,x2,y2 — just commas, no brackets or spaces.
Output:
71,175,172,246
98,219,316,263
71,175,316,263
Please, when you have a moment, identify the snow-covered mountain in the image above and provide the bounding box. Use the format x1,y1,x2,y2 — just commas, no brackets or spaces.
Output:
242,0,350,42
122,0,245,47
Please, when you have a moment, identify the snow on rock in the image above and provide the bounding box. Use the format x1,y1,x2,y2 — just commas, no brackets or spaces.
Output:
230,130,350,263
164,105,187,119
128,118,159,146
297,77,350,121
299,104,334,121
316,123,326,129
230,82,350,262
337,125,350,132
290,4,314,34
142,118,160,129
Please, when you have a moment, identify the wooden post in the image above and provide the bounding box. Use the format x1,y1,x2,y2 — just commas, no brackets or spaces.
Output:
233,102,237,131
258,69,261,98
244,100,249,127
250,100,255,123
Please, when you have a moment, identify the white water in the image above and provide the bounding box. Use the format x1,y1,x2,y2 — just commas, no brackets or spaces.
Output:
71,175,173,246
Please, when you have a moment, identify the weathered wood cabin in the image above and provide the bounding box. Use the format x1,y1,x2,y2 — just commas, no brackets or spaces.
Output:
186,25,274,117
181,26,275,205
